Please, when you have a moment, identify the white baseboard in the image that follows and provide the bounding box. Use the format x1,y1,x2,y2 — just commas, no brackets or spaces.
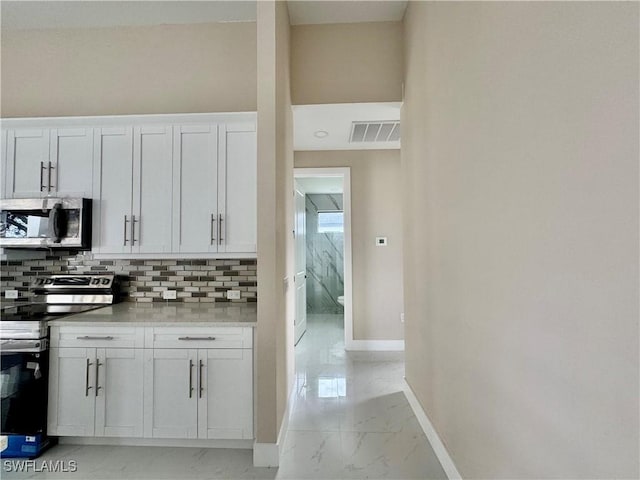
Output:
59,437,252,449
403,379,462,480
345,339,405,351
253,442,279,467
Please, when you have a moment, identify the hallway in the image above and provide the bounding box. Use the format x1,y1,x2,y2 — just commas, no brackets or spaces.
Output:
279,313,446,479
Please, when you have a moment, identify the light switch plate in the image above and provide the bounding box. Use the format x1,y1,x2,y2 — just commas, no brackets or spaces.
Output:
5,290,18,299
227,290,241,300
162,290,177,300
376,237,388,246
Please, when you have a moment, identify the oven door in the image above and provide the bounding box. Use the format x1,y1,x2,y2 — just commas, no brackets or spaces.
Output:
1,351,49,435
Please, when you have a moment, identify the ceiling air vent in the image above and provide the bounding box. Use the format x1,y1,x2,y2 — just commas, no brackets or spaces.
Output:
349,121,400,143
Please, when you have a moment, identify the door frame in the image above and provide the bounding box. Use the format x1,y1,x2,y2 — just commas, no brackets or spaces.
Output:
293,167,353,350
293,180,307,345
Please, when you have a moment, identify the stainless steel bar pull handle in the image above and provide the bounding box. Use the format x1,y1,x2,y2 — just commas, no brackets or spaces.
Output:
85,358,93,397
76,336,114,340
178,337,216,341
47,162,55,192
210,214,216,245
218,214,223,245
95,360,102,397
188,359,194,398
199,360,204,398
40,162,46,191
123,216,129,245
132,215,138,245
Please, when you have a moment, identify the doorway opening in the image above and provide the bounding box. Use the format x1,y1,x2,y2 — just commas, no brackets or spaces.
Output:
293,168,353,350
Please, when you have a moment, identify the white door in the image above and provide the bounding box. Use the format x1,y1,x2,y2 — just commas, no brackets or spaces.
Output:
94,348,144,437
49,128,94,197
93,127,134,254
217,124,257,253
144,349,198,438
294,184,307,345
172,125,218,253
5,129,50,198
197,348,253,439
1,129,7,199
132,126,173,253
48,348,96,436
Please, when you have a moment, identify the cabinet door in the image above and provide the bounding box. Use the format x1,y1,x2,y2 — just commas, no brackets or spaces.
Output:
93,127,134,254
5,129,50,198
172,125,218,253
218,124,257,253
197,348,253,440
131,126,173,253
144,349,198,439
47,348,96,437
49,128,93,197
94,348,144,437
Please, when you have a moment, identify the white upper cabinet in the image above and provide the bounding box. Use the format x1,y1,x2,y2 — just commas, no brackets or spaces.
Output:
2,113,256,257
94,126,172,254
93,127,134,254
4,127,93,198
132,126,173,254
5,129,50,198
172,125,219,254
172,119,257,255
50,128,94,197
218,123,257,253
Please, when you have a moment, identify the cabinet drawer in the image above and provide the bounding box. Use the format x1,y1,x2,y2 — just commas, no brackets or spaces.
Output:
147,327,253,349
51,326,144,348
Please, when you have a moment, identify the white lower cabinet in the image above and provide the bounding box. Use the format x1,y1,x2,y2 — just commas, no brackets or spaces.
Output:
144,337,253,440
197,348,253,439
48,325,254,442
144,348,198,439
48,347,144,437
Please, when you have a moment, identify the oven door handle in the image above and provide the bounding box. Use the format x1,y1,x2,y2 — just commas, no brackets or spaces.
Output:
0,339,47,353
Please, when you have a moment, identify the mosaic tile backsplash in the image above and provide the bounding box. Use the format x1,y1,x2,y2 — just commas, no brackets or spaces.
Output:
0,251,257,303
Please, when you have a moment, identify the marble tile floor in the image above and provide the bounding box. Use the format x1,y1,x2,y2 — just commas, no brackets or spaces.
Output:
3,314,446,480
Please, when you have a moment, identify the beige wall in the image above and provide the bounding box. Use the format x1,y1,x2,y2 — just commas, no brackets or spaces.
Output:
295,150,404,341
256,0,294,446
275,0,296,439
1,22,256,117
403,2,639,478
290,21,403,105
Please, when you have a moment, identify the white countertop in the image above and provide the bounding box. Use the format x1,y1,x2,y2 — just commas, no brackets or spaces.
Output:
47,302,257,327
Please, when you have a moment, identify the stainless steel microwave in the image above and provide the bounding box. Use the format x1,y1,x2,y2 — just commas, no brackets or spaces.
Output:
0,198,92,249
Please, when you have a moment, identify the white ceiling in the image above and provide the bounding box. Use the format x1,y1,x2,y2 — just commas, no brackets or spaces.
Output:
293,103,401,151
288,1,407,25
1,1,407,30
295,176,343,194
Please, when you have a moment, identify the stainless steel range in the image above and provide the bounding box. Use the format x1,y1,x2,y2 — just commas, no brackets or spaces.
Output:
1,274,120,458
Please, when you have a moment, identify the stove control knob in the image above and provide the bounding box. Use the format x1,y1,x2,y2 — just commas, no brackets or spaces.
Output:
44,278,54,285
91,278,100,285
101,278,111,285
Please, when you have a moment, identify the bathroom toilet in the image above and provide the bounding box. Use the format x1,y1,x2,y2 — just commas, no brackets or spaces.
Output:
337,295,344,306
